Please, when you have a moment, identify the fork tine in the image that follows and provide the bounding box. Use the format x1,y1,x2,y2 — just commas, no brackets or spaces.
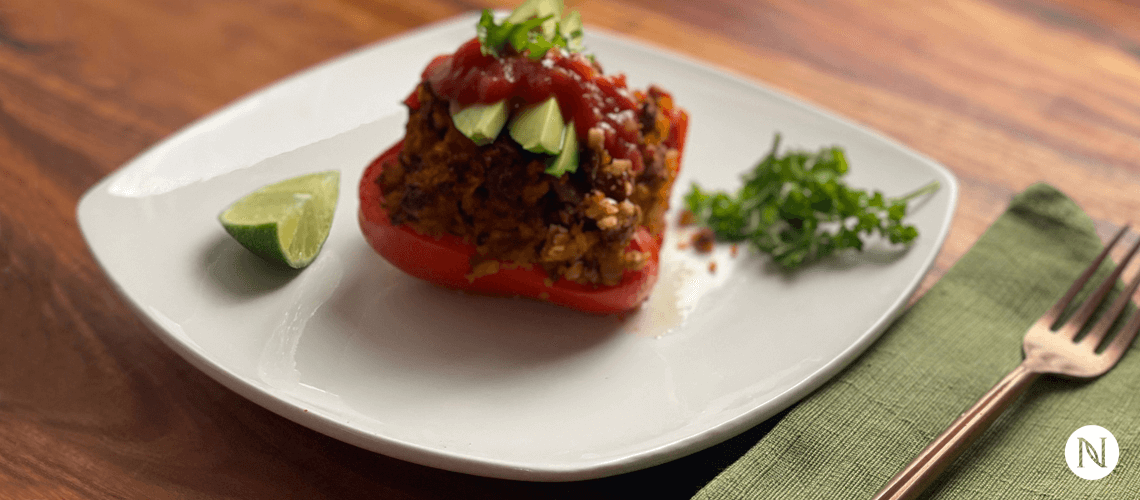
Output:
1082,253,1140,349
1101,271,1140,360
1043,226,1129,328
1059,231,1140,340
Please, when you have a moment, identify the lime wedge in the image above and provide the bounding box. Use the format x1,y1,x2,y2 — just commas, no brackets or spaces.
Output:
218,170,340,269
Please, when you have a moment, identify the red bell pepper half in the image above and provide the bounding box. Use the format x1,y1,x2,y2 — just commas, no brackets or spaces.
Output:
358,141,662,314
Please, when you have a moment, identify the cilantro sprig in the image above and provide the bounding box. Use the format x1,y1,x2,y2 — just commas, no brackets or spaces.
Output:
684,134,939,270
476,8,583,60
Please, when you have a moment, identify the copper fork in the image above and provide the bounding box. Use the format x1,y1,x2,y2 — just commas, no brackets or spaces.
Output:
873,226,1140,500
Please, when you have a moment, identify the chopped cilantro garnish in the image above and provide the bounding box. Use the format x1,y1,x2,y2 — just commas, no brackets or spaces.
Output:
476,8,583,60
684,134,939,270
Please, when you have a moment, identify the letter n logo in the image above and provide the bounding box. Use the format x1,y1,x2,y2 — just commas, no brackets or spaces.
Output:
1077,437,1106,468
1066,425,1118,480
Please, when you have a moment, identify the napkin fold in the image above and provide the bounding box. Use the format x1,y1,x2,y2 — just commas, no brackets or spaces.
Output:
694,183,1139,499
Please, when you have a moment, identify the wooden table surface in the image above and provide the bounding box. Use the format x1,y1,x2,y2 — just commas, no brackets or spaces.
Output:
4,0,1140,498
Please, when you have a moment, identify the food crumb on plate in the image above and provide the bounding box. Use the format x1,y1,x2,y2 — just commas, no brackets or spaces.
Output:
677,208,696,226
691,227,715,253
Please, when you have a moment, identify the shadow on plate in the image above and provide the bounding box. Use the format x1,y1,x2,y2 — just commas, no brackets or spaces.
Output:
199,232,300,300
313,242,631,385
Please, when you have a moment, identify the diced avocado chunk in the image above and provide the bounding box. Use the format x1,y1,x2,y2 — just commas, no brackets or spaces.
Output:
506,0,564,39
561,11,583,51
545,120,579,176
452,100,508,146
510,96,565,155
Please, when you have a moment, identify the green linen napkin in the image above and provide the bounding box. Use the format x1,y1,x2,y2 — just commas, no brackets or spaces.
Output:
694,183,1140,499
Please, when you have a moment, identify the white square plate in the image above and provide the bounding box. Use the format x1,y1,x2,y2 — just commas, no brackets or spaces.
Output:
78,13,957,481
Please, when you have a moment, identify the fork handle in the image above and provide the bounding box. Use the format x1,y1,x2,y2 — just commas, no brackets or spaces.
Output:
871,361,1040,500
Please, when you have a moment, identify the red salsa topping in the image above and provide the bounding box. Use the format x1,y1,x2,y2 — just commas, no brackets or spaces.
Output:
413,37,677,172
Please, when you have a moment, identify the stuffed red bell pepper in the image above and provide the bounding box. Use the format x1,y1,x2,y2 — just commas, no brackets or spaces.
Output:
358,0,689,314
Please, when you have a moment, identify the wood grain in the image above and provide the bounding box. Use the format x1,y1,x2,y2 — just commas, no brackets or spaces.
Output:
2,0,1139,498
